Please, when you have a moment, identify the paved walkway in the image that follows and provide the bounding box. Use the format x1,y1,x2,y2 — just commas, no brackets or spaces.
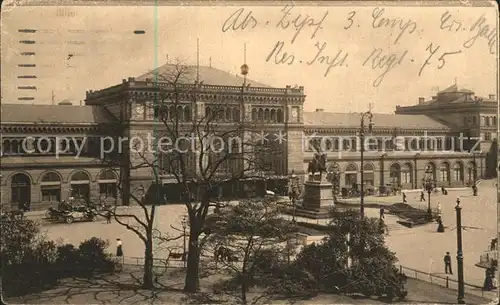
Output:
385,180,496,289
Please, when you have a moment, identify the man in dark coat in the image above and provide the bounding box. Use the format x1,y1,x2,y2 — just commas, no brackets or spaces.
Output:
444,252,452,274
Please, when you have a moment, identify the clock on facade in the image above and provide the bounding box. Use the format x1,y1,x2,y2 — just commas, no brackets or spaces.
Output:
134,104,144,115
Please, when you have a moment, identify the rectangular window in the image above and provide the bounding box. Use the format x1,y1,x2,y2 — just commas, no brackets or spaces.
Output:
71,184,90,200
41,184,61,202
402,172,411,184
99,183,117,198
42,189,61,202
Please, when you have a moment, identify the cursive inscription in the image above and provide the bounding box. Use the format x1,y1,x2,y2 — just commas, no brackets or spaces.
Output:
222,8,258,32
265,41,295,65
306,42,348,76
463,14,497,55
419,43,462,77
371,7,417,44
440,11,463,32
362,48,408,87
344,11,356,30
276,5,329,44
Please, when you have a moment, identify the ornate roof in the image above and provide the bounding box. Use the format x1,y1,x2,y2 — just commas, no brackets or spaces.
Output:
136,64,272,88
303,111,450,129
438,84,474,94
0,104,111,124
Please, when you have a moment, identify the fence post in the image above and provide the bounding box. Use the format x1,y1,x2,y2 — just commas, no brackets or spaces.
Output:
446,276,449,288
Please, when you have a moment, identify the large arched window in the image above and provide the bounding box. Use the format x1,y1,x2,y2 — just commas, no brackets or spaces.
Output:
466,161,476,184
345,163,358,188
389,163,401,186
453,162,464,182
402,163,413,184
70,171,90,201
277,109,284,123
98,170,118,200
11,173,31,207
233,107,240,122
362,163,374,187
440,162,450,182
40,171,61,202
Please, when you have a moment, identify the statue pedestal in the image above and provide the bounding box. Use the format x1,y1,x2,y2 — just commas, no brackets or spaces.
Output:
303,174,334,211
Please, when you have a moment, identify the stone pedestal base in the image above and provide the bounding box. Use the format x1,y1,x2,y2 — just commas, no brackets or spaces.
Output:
303,174,334,211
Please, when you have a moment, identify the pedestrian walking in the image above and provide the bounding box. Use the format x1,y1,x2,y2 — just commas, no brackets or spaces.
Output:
420,191,425,202
402,192,407,204
490,238,498,250
106,211,112,224
444,252,452,274
116,238,124,257
379,207,385,220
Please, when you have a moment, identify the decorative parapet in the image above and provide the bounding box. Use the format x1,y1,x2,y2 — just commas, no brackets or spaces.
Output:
86,77,305,100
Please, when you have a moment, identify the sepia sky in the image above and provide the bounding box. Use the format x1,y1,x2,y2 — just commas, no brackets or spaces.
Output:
1,1,498,113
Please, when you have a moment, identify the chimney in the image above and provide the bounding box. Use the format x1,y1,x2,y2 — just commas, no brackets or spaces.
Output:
418,97,425,104
489,94,495,100
315,108,324,112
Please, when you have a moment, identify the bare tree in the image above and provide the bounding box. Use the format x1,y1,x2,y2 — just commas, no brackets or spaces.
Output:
100,60,285,292
206,196,297,304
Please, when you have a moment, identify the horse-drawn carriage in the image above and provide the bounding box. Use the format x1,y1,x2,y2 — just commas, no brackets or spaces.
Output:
45,201,98,224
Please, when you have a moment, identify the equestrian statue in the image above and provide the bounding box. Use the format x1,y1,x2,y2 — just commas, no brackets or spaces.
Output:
307,151,327,177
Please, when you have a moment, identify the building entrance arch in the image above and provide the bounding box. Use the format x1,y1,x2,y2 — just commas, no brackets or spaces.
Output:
11,173,31,210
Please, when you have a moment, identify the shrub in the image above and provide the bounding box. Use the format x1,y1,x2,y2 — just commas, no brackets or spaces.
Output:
1,212,117,297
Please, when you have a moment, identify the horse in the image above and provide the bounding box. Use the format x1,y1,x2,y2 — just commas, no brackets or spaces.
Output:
308,153,327,176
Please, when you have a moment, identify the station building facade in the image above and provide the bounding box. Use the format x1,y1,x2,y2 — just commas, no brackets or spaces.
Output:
0,65,496,211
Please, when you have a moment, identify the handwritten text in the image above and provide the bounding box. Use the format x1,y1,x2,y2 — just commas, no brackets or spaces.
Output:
277,5,329,44
306,42,348,76
463,14,497,55
419,43,462,77
362,47,408,87
371,7,417,45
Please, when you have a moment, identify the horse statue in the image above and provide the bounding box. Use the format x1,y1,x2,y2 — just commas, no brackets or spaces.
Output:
308,152,327,176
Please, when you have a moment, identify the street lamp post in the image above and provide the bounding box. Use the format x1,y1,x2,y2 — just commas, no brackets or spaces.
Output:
359,110,374,218
289,170,299,222
424,165,434,220
455,197,465,304
181,216,187,268
472,152,478,196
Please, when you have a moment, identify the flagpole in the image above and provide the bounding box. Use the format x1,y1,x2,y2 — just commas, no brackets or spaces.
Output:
196,38,200,83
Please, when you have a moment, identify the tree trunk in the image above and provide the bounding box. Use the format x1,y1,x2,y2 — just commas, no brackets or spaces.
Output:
184,229,200,292
241,275,248,304
143,237,154,289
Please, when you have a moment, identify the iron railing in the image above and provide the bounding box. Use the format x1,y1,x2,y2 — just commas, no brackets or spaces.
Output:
399,265,494,298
